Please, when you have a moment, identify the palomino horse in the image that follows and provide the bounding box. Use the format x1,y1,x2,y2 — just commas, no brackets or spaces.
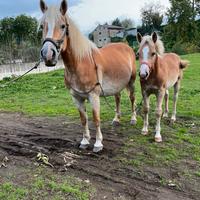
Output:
137,32,188,142
39,0,137,152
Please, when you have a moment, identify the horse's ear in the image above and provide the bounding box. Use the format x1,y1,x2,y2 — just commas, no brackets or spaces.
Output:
40,0,48,13
152,32,157,43
60,0,68,15
137,32,142,44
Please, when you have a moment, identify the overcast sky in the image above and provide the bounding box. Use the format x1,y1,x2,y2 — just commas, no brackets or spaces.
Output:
0,0,170,33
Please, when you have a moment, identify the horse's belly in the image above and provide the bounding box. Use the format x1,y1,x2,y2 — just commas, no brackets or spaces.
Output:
166,76,179,88
101,77,129,96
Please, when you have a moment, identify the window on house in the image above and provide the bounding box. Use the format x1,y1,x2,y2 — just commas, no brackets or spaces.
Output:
99,39,102,41
99,32,102,35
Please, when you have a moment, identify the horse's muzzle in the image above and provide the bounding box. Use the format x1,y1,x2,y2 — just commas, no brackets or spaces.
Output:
139,71,149,80
41,42,58,67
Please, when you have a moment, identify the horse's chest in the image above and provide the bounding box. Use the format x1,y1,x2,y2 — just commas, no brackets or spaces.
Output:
143,84,160,94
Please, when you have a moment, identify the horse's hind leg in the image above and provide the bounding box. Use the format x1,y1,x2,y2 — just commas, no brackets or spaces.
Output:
127,81,137,125
72,96,90,149
89,93,103,153
171,80,180,123
112,93,121,126
163,89,169,118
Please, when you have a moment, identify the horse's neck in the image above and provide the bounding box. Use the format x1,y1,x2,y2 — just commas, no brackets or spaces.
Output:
61,42,78,73
153,55,161,76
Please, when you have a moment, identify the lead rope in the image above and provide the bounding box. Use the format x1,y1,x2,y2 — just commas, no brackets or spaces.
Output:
0,58,43,88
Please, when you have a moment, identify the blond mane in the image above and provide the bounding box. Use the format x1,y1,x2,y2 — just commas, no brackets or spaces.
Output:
40,5,98,61
140,34,165,56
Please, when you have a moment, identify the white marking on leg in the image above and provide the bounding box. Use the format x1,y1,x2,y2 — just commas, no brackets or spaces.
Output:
155,91,165,142
94,127,103,148
142,94,149,135
89,93,103,149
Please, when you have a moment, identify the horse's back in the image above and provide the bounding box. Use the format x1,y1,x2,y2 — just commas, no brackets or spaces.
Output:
98,42,136,74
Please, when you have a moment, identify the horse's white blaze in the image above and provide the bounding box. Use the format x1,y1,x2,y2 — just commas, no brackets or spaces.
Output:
142,46,149,61
140,46,150,76
47,23,54,38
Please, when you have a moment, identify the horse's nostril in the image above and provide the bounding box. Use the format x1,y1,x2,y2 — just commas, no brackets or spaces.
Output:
51,48,56,59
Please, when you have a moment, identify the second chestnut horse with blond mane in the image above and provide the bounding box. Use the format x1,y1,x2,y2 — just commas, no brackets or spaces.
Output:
137,32,188,142
39,0,137,152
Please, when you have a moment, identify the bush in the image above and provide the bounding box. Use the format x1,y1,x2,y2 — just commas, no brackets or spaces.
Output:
172,42,200,55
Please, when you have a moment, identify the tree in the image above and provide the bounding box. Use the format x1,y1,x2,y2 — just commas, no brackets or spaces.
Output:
163,0,199,50
112,18,122,27
141,2,164,34
121,18,134,29
13,15,39,45
0,15,42,63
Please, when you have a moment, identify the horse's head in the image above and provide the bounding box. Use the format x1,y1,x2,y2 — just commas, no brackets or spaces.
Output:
39,0,69,67
137,32,158,80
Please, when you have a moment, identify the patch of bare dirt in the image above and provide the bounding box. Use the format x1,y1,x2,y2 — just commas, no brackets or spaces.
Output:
0,112,199,200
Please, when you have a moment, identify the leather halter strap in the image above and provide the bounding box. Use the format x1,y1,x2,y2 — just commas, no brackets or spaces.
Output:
140,61,152,70
42,23,69,53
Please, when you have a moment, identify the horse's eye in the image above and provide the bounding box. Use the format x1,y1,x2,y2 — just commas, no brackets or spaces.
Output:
152,52,156,57
61,24,66,30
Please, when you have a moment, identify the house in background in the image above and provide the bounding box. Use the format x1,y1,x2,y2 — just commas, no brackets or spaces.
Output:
90,23,137,48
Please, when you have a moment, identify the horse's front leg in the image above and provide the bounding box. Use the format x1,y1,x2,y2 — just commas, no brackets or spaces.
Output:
163,89,169,118
89,93,103,153
72,95,90,149
155,89,165,142
142,91,150,135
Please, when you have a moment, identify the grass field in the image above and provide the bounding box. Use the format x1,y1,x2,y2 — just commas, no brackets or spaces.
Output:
0,53,200,199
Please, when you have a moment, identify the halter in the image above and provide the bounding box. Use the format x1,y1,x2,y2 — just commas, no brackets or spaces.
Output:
42,23,69,55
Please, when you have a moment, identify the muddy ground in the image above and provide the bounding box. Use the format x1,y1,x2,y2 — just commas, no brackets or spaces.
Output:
0,112,199,200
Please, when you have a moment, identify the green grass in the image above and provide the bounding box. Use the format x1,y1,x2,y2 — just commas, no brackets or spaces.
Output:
0,54,199,118
0,167,94,200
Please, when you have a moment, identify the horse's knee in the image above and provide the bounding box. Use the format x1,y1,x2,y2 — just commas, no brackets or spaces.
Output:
79,111,87,126
156,109,162,118
92,110,100,127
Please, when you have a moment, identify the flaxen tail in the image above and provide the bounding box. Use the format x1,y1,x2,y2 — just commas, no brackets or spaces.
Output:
180,60,189,69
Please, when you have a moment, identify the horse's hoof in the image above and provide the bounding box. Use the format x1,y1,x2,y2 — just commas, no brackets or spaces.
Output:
112,121,120,127
130,120,137,125
141,131,149,136
170,119,176,124
93,146,103,153
155,137,162,143
79,144,89,150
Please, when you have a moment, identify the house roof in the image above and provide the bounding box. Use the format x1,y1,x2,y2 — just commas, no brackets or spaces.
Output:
126,27,137,31
105,25,124,30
